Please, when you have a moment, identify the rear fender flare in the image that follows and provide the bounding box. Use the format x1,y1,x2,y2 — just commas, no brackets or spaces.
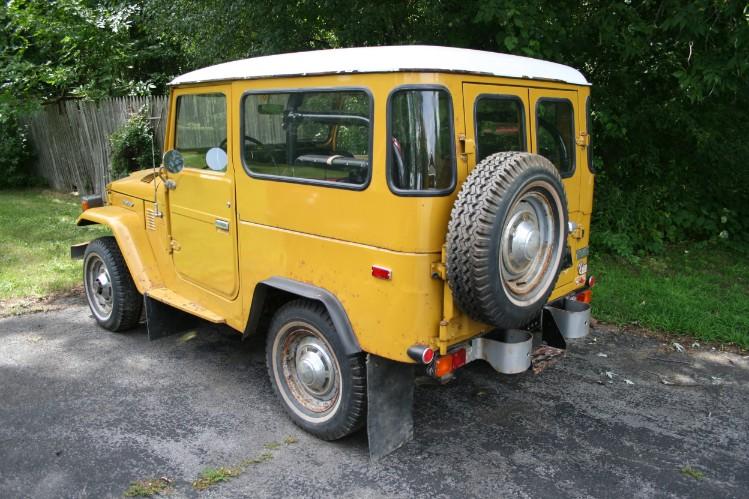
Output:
244,277,361,356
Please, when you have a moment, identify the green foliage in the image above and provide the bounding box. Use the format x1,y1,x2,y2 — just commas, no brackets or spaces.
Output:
143,0,749,256
0,107,35,188
109,106,157,178
2,0,748,256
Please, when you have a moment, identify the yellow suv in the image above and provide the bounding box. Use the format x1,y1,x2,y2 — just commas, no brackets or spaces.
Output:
73,46,594,457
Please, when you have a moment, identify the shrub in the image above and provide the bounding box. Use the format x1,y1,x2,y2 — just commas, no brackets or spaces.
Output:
109,106,158,179
0,109,35,189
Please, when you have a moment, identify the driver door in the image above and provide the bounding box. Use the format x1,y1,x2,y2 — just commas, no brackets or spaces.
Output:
167,86,239,300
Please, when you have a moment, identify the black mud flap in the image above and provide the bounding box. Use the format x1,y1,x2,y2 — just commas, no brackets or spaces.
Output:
144,294,199,341
542,306,567,350
366,354,415,460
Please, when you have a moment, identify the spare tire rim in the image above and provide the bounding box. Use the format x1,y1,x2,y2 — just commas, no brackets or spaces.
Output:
499,180,563,306
273,321,342,423
84,254,113,321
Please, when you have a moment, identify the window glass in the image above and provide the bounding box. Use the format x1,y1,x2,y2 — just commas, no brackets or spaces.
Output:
175,93,227,171
389,89,454,192
475,97,525,162
536,99,575,175
242,90,371,186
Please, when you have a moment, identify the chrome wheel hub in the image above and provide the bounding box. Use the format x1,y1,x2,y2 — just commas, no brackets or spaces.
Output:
499,183,561,306
295,337,334,396
274,322,342,421
85,255,113,320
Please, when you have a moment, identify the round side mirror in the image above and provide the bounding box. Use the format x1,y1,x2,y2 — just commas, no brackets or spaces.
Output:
205,147,228,171
163,149,184,174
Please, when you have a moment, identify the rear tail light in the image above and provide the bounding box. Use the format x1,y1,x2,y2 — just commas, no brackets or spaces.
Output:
575,289,592,303
407,344,435,364
432,348,467,378
587,275,596,287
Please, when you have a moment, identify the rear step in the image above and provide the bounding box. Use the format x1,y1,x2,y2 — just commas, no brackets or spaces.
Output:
544,298,591,339
464,298,590,375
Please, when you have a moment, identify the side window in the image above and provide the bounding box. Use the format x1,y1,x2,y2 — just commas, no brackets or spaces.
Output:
242,90,371,187
475,96,526,162
175,93,227,171
536,99,575,176
389,88,455,194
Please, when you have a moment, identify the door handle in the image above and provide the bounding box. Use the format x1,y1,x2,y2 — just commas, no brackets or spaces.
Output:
215,219,230,231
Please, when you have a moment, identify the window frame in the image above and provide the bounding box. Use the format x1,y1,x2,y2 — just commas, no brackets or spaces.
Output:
174,91,229,174
240,86,374,191
386,84,457,197
586,95,595,174
473,94,527,162
535,97,576,178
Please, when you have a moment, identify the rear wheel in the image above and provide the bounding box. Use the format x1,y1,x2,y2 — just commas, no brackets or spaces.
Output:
266,300,366,440
83,236,142,331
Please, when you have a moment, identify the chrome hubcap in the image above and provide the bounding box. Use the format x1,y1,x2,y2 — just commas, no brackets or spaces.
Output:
295,337,335,396
275,322,341,420
85,255,113,320
499,183,561,306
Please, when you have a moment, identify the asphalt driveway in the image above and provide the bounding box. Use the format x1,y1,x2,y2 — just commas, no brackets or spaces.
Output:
1,296,747,498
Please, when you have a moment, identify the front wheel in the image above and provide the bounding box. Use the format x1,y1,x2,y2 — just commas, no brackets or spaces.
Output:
266,300,366,440
83,236,143,331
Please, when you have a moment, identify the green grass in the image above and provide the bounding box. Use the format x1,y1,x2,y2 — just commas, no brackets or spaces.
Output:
591,242,749,348
2,189,747,349
0,189,108,300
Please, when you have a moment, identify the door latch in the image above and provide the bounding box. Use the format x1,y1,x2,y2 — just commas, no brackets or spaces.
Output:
215,219,230,231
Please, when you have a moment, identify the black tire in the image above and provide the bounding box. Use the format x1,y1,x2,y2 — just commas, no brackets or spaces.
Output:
82,236,143,332
266,299,366,440
447,152,568,328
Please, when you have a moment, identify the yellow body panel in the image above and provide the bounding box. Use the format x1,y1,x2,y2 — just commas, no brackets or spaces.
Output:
82,70,593,363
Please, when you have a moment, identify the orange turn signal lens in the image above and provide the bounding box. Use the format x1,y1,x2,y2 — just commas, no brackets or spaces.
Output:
81,199,90,211
434,356,453,377
575,289,593,304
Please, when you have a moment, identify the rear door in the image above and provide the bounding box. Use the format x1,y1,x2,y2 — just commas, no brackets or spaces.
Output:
463,83,583,292
462,84,530,168
529,88,581,213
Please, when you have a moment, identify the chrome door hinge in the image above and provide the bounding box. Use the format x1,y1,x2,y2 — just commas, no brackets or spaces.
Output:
568,221,585,240
458,134,475,162
169,239,181,253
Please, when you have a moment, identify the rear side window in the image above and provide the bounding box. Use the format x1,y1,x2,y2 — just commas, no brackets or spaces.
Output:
175,93,227,171
242,90,371,187
536,99,575,176
389,88,455,194
475,96,526,162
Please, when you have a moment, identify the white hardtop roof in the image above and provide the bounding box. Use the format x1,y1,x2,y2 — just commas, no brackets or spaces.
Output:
169,45,589,86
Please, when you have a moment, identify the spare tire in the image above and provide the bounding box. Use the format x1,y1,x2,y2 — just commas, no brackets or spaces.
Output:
447,152,568,328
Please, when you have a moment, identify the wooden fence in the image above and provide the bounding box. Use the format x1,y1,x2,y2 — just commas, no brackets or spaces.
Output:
26,96,168,195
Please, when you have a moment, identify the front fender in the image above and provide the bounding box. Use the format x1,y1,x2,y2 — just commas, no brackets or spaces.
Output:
77,206,162,293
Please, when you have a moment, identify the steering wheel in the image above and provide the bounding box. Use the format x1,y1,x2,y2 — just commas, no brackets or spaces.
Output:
219,135,263,151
